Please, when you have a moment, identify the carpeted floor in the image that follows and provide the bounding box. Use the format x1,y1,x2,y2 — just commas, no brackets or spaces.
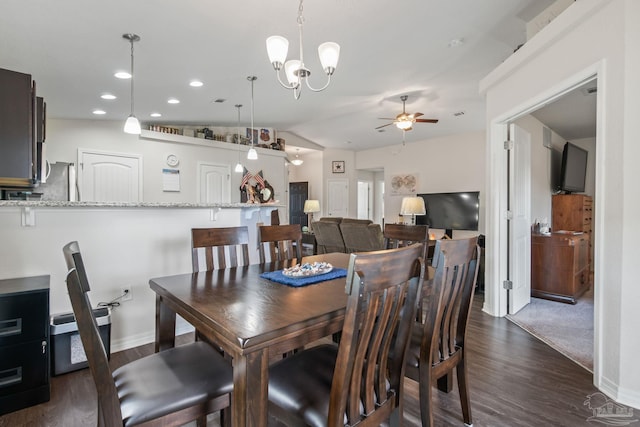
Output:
506,289,593,372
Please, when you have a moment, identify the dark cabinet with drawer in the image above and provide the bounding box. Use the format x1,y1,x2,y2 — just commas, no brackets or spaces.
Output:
0,275,50,415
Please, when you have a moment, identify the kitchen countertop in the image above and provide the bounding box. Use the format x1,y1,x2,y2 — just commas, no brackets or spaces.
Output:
0,201,283,208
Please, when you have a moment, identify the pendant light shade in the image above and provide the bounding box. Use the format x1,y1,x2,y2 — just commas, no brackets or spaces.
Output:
247,76,258,160
124,115,141,134
123,33,141,135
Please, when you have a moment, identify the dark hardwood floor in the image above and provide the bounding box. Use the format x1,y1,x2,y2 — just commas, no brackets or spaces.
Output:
0,294,621,426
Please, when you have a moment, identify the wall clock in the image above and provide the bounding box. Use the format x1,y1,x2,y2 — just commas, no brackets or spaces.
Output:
166,154,179,167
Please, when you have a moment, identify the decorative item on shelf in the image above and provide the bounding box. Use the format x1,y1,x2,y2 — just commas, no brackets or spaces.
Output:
303,199,320,227
332,160,345,173
247,76,258,160
291,149,303,166
234,104,244,173
400,196,426,225
266,0,340,100
123,33,141,135
238,169,277,204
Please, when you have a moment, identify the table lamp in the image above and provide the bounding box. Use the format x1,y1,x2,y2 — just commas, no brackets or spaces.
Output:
303,199,320,230
400,196,426,225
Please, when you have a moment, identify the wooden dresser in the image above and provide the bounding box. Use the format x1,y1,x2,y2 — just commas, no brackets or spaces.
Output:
552,194,593,276
531,233,589,304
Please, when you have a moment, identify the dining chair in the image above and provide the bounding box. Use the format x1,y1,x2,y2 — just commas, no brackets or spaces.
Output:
257,223,302,263
191,226,250,271
384,223,430,260
267,244,426,427
62,241,233,427
404,236,480,427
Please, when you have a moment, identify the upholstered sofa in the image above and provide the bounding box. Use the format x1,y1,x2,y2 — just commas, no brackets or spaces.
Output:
311,217,384,253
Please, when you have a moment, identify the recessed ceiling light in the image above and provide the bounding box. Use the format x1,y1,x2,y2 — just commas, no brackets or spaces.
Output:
167,98,180,104
114,71,131,79
92,109,106,115
189,80,204,87
448,38,464,48
101,93,116,100
150,112,162,117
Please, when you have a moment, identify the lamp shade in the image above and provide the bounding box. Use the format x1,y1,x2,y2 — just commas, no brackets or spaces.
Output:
303,199,320,214
400,197,426,216
124,115,141,134
318,42,340,73
266,35,289,66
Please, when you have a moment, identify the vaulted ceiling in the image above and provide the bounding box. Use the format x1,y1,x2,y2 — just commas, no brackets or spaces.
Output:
2,0,567,152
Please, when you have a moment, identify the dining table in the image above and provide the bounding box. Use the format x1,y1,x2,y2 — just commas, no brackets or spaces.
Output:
149,252,352,427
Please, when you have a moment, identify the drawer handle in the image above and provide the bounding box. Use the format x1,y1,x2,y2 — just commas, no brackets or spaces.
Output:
0,367,22,388
0,318,22,337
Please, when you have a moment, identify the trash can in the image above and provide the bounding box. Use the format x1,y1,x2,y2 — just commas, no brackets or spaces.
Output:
50,307,111,376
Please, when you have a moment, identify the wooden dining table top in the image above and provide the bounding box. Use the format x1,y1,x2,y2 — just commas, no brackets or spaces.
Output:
149,251,351,355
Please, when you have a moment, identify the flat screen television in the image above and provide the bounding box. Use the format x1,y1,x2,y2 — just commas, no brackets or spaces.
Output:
416,191,480,238
559,142,588,193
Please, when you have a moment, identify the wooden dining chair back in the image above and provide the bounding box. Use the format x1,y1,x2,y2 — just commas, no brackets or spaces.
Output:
63,241,233,427
268,244,425,427
384,223,430,259
191,226,250,271
257,224,302,263
404,236,480,427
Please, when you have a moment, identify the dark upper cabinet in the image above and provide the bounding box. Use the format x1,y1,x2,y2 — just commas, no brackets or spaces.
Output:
0,68,40,188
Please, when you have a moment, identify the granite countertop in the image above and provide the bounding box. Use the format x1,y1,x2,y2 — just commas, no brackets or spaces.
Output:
0,200,283,208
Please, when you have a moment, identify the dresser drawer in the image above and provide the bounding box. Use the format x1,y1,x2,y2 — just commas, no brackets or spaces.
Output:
0,291,49,346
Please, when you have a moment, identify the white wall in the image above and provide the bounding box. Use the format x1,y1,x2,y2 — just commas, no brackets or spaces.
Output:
46,119,288,205
480,0,640,408
0,206,276,352
356,131,486,237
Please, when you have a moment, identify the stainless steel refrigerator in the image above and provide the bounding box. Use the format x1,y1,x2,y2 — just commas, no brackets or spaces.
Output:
37,162,77,201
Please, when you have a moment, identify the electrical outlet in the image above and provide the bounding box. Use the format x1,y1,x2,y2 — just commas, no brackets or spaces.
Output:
121,286,132,301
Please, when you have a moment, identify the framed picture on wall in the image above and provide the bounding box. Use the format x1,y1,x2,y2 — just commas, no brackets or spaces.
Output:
332,160,345,173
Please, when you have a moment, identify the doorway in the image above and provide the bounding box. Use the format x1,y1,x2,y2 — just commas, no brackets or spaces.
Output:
490,75,598,374
78,149,142,202
289,181,308,227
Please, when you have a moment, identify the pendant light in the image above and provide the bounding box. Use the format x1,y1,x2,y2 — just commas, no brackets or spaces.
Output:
234,104,244,173
123,33,141,134
291,149,303,166
247,76,258,160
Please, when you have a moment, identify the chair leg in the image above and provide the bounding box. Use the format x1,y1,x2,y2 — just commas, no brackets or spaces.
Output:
418,365,435,427
436,371,453,393
456,356,473,426
196,414,207,427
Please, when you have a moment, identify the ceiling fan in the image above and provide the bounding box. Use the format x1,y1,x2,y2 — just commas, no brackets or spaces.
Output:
376,95,438,131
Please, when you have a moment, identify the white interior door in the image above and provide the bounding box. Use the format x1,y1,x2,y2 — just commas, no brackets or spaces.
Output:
198,163,230,203
357,181,371,219
327,179,349,217
78,149,142,202
509,124,532,314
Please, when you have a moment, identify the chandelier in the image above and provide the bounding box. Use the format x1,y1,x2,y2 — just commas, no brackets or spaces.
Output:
266,0,340,100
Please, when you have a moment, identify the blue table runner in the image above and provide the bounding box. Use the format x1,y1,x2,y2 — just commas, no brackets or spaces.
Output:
260,268,348,287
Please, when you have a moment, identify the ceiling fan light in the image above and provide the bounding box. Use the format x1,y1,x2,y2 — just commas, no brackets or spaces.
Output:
396,120,413,130
247,147,258,160
266,36,289,69
284,60,301,85
318,42,340,74
124,115,141,134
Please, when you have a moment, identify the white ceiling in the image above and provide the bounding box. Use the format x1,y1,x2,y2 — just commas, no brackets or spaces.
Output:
1,0,565,152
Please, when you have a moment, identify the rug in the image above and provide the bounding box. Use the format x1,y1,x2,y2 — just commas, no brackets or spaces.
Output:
506,289,593,372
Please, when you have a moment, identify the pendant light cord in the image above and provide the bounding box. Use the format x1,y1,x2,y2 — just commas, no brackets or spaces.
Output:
130,39,135,115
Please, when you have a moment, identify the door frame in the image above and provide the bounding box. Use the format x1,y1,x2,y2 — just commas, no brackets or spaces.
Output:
197,162,230,203
484,64,603,377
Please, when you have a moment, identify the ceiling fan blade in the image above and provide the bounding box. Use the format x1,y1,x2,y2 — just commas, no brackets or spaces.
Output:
415,118,439,123
377,118,397,120
412,112,424,118
375,122,394,130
